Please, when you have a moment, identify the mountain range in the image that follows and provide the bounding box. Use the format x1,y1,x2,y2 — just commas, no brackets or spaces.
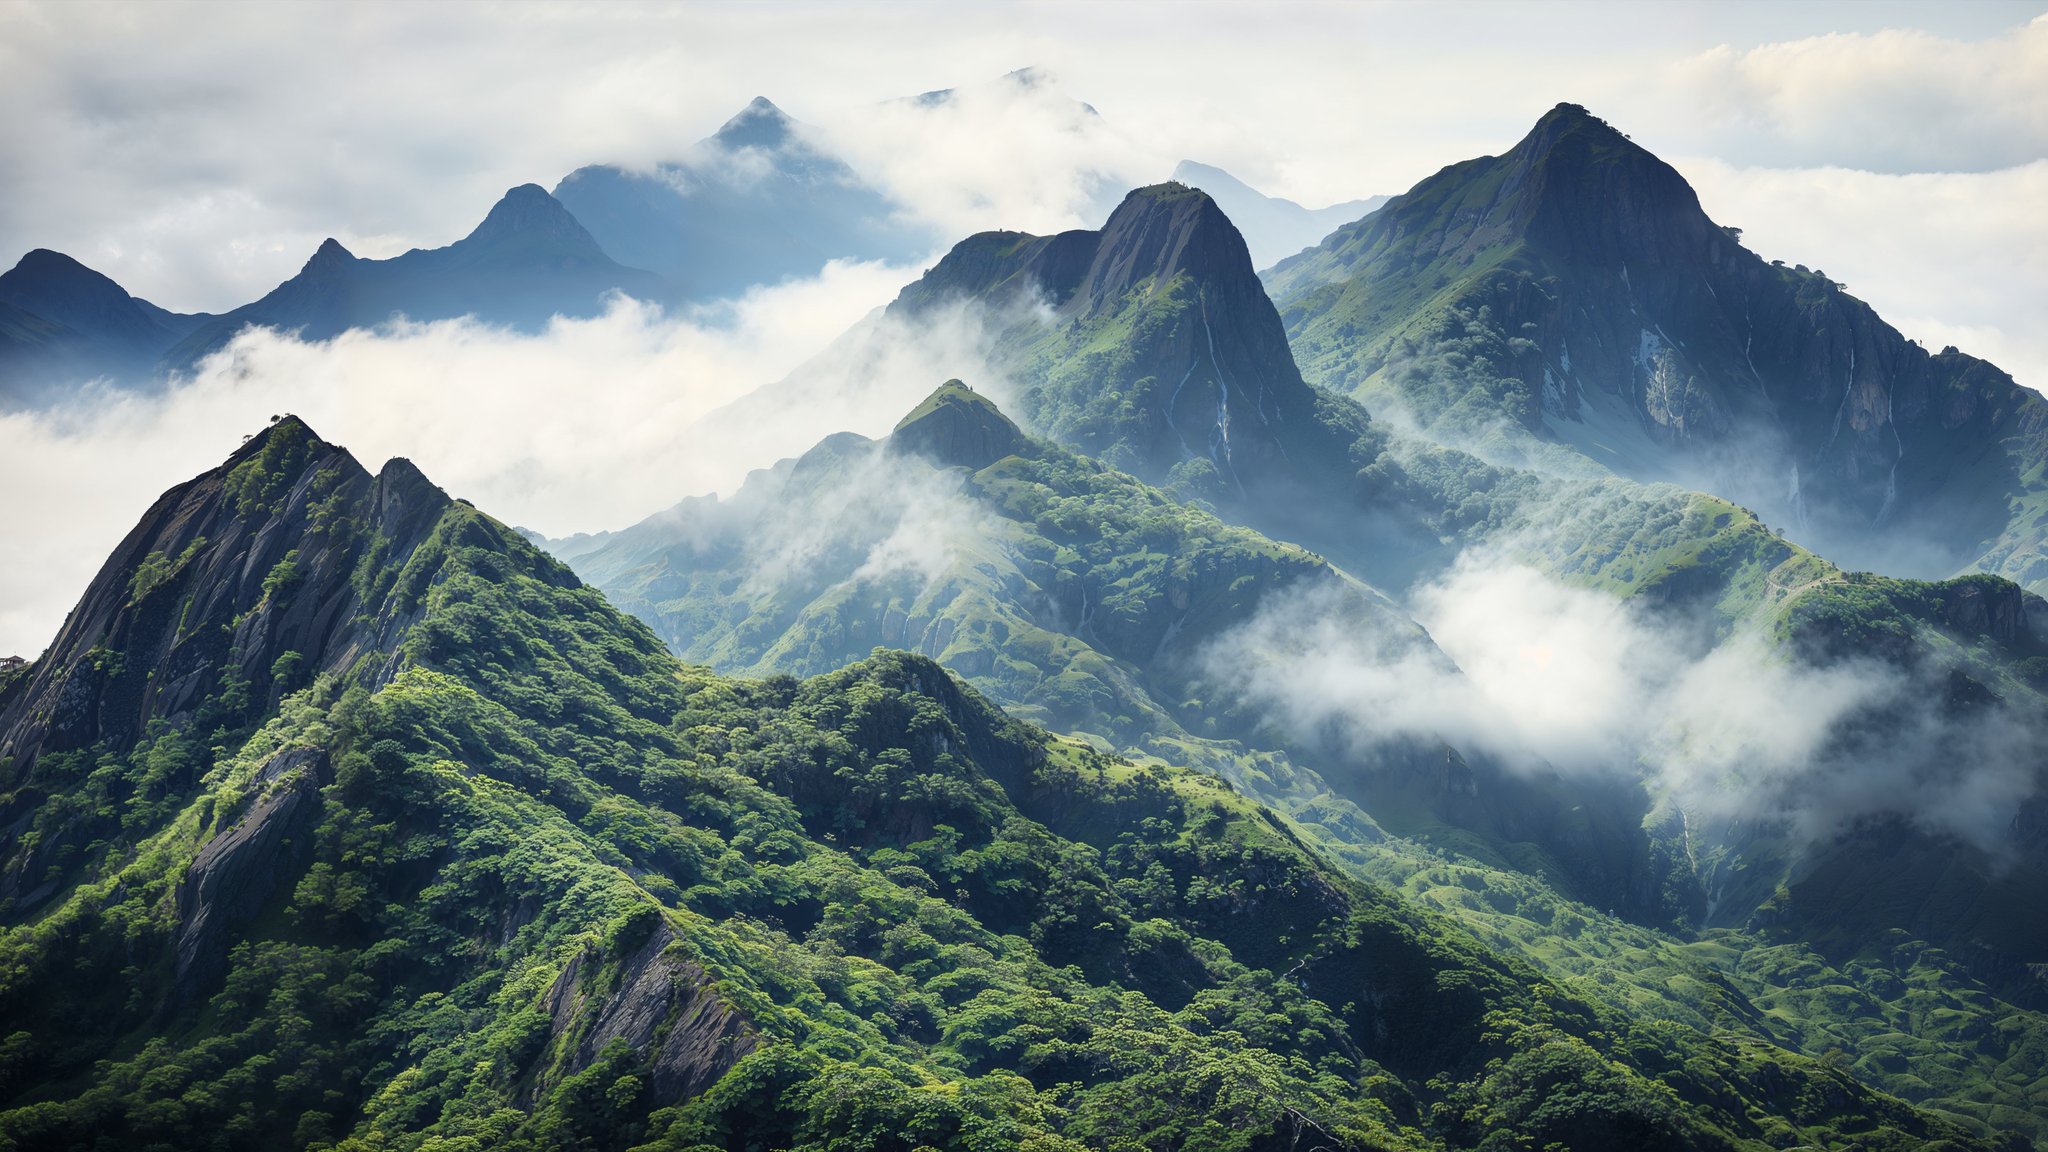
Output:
552,96,937,301
0,413,2024,1152
2,91,2047,1151
0,183,668,402
1264,103,2048,595
559,122,2048,1145
0,80,1360,413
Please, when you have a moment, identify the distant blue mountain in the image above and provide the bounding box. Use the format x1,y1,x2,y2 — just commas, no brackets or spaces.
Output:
162,184,667,371
553,98,935,300
1,184,669,403
0,249,210,404
1171,160,1385,270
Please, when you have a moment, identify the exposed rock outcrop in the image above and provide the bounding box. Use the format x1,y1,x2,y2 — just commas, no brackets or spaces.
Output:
173,746,328,1002
0,416,452,774
889,183,1365,495
542,922,758,1104
1267,102,2048,584
890,380,1025,470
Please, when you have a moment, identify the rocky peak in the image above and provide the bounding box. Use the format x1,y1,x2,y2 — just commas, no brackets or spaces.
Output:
1075,183,1258,318
890,380,1025,470
461,184,602,250
0,414,453,776
301,237,358,277
1497,103,1713,268
712,96,794,151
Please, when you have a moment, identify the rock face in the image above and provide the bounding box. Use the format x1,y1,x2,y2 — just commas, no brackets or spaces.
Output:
161,185,669,371
889,183,1370,497
542,923,758,1105
173,746,329,1001
0,416,449,775
889,380,1024,469
1266,102,2048,586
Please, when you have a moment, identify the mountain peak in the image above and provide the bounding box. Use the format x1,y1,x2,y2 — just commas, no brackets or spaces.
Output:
891,379,1024,470
0,249,138,314
10,248,99,280
714,96,794,150
1076,182,1254,315
462,183,601,248
224,412,325,469
302,237,357,275
1494,103,1708,264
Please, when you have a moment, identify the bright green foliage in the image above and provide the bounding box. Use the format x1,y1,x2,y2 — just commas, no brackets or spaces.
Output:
572,419,1387,752
0,461,1992,1151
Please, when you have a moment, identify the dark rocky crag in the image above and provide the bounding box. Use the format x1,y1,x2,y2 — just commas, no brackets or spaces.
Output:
890,182,1377,500
0,417,448,773
1267,102,2048,587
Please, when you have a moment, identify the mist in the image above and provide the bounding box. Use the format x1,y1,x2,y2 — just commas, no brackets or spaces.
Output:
1200,554,2045,854
0,257,1022,659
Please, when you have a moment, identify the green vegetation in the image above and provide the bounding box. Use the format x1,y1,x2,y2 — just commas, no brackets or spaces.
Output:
128,535,207,605
0,423,2003,1151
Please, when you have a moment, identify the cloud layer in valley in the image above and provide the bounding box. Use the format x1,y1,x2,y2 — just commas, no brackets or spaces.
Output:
1200,558,2044,854
0,258,1021,658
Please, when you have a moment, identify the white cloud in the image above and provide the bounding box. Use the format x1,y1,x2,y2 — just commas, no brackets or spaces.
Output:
817,69,1160,241
0,257,965,658
1682,157,2048,391
1200,557,2044,852
1664,16,2048,174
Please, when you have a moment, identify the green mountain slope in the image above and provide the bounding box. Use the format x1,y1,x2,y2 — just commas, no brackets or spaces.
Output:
1263,102,2048,592
0,417,1995,1152
563,382,1724,928
889,183,1382,507
563,379,2048,1143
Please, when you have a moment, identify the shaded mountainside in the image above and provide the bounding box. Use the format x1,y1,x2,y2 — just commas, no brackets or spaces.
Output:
0,417,1994,1152
1172,160,1386,271
0,249,211,405
1265,102,2048,592
561,382,1713,939
162,184,670,371
889,182,1381,503
1,186,671,401
554,97,935,300
563,380,1401,756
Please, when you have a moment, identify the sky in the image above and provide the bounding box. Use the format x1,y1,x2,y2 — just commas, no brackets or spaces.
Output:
1,0,2045,657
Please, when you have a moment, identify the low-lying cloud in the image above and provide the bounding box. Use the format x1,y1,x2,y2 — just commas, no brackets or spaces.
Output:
0,258,1019,659
818,68,1163,241
1202,557,2043,854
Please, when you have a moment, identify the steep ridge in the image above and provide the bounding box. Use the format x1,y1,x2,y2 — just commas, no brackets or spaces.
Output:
0,249,210,404
565,380,1401,752
554,97,934,300
577,382,2048,1145
162,184,668,370
889,182,1379,502
0,417,1998,1151
568,385,1748,935
1265,102,2048,590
